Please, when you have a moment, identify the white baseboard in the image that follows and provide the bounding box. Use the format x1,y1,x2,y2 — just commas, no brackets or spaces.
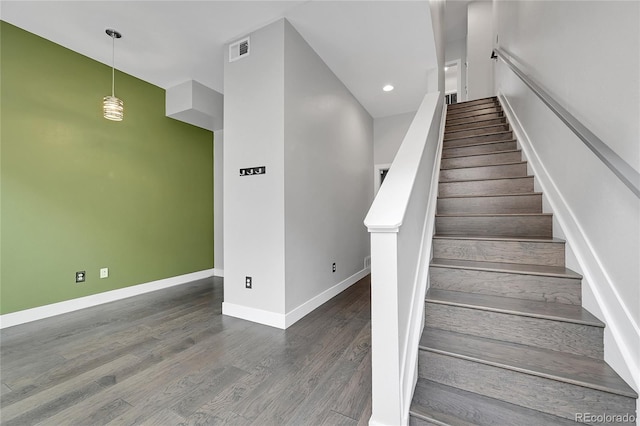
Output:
284,267,370,328
0,268,216,330
221,302,287,329
213,268,224,277
222,267,370,330
499,92,640,392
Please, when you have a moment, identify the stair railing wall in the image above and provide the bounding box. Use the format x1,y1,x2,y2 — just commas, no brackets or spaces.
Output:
495,51,640,397
364,91,445,426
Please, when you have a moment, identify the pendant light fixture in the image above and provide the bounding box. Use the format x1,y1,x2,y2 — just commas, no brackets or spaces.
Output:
103,29,123,121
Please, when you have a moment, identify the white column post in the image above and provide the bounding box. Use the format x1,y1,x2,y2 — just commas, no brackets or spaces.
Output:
369,231,402,426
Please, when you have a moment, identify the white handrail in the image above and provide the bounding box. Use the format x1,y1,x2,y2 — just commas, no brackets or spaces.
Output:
365,91,444,425
494,47,640,198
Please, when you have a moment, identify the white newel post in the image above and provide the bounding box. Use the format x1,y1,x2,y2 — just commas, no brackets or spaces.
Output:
369,231,402,426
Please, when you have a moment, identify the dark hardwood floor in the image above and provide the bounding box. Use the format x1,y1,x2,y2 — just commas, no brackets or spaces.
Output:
0,276,372,425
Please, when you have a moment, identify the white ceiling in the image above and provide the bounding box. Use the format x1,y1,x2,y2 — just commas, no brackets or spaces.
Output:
1,1,440,119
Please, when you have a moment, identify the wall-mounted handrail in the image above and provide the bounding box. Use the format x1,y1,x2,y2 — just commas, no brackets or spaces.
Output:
493,47,640,198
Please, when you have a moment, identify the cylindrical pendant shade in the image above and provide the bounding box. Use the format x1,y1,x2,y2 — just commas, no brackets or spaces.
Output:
103,95,124,121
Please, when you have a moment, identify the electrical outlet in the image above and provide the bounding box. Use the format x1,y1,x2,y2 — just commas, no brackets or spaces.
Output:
245,276,252,289
100,268,109,279
332,263,336,273
75,271,86,283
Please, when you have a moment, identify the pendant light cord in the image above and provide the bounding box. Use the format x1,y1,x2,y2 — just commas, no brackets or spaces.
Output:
111,33,115,97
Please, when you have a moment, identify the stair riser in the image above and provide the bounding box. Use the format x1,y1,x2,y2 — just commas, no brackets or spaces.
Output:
435,215,553,238
419,351,635,421
444,132,513,148
432,239,565,267
447,103,500,116
445,124,510,140
440,163,527,181
430,267,581,305
445,117,507,133
441,151,522,169
443,141,517,158
447,97,497,110
447,106,502,120
447,112,504,126
424,303,604,358
439,177,534,197
437,194,542,214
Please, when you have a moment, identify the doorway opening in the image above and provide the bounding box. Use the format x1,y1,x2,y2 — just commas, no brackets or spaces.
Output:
445,59,462,104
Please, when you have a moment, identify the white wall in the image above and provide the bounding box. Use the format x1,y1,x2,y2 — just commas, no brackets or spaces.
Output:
495,0,639,172
214,130,223,273
467,1,494,100
374,112,415,166
223,20,286,318
494,0,639,395
429,0,446,94
283,20,373,312
445,37,467,101
223,19,373,327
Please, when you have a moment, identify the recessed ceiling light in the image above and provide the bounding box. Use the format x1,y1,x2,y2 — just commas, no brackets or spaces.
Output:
383,84,394,92
444,66,449,71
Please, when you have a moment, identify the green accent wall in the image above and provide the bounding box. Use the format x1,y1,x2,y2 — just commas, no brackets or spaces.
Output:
0,21,214,315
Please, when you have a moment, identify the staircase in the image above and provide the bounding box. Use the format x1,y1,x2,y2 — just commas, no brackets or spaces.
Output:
409,97,638,425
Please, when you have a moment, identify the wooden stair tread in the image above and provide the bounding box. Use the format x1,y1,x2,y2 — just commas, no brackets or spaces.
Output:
444,131,512,143
445,123,508,136
444,118,508,133
426,289,604,327
447,96,497,109
441,160,526,171
435,213,552,218
441,149,520,160
430,258,581,279
420,328,636,398
447,108,502,119
439,175,532,184
410,378,578,426
442,139,517,150
438,192,542,200
433,235,564,243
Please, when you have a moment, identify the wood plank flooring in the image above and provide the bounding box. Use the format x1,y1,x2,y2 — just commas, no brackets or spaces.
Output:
0,276,372,425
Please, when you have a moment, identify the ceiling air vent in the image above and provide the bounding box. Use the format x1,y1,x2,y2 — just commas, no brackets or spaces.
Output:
229,37,250,62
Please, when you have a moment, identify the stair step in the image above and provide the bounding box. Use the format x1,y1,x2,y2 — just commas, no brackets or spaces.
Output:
447,102,500,117
447,99,500,115
410,379,579,426
447,96,497,110
439,176,534,197
430,258,581,304
418,329,637,421
437,193,542,214
442,140,517,158
425,289,604,358
445,116,507,133
446,111,504,126
420,328,637,399
447,106,502,120
426,289,602,327
445,123,510,140
441,150,522,169
443,131,514,148
432,235,565,267
440,162,528,181
435,213,553,238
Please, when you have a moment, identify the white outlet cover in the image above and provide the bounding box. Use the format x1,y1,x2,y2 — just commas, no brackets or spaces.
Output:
100,268,109,278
